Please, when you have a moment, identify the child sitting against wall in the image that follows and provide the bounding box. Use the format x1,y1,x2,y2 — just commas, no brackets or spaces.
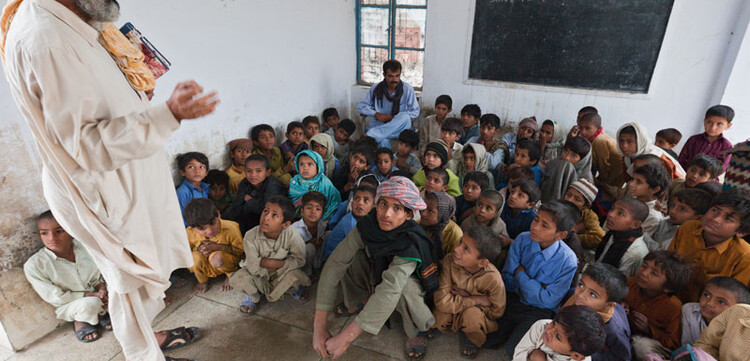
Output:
595,197,650,277
561,263,632,361
513,305,607,361
654,128,682,160
538,119,567,167
176,151,210,225
432,224,506,359
25,211,110,343
623,251,692,360
280,121,308,165
332,118,356,160
649,188,712,250
681,276,750,345
441,117,464,174
302,115,321,143
503,116,538,162
290,191,328,277
456,171,491,222
185,198,244,293
419,94,452,153
458,104,481,145
321,107,339,134
289,150,341,220
230,196,311,313
205,169,233,216
310,133,338,180
227,154,287,235
419,191,463,259
617,122,685,181
225,138,253,195
251,124,292,187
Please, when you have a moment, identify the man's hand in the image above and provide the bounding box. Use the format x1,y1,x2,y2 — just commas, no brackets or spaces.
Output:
529,349,546,361
631,311,651,335
325,333,353,360
375,112,393,123
313,310,332,359
166,80,219,121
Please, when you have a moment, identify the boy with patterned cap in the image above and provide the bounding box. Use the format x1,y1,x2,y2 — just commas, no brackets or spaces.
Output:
225,138,253,195
313,176,438,360
564,179,606,251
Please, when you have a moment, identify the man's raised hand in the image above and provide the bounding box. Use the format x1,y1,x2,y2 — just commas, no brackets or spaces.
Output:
167,80,220,121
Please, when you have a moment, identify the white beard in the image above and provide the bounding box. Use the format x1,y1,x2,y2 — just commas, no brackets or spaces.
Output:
74,0,120,22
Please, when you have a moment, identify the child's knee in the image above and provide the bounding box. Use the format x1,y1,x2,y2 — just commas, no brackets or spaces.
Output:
192,250,208,266
75,296,103,314
209,252,225,268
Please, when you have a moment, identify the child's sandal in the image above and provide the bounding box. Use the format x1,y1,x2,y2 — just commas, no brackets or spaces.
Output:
459,332,480,359
289,285,309,302
239,295,257,314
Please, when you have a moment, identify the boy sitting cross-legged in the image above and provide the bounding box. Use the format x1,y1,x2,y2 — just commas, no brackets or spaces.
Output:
623,250,692,360
25,211,110,343
230,196,312,313
184,198,244,293
681,276,750,345
432,224,507,359
561,263,632,361
513,305,607,361
595,198,650,277
487,201,579,357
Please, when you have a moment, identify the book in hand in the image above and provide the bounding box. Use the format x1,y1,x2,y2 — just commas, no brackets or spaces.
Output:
119,22,171,79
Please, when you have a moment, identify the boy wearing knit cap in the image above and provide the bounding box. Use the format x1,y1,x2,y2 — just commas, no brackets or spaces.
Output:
225,138,253,195
564,179,606,251
313,177,438,360
413,141,462,197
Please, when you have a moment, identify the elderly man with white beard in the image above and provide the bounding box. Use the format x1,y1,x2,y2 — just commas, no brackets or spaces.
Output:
1,0,219,360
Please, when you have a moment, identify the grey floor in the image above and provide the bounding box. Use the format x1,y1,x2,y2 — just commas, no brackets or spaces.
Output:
0,276,510,361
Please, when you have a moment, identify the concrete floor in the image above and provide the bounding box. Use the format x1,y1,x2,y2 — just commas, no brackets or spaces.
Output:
0,276,510,361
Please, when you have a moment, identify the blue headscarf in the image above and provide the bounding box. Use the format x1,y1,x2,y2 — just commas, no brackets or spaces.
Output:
289,150,341,220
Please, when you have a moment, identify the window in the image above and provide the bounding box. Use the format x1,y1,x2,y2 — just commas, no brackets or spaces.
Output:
357,0,427,88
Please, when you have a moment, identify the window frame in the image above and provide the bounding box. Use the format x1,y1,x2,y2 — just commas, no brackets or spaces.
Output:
356,0,427,89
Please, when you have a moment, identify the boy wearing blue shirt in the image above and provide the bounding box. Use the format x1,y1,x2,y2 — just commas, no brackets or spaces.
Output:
501,180,541,240
176,152,210,225
488,201,579,358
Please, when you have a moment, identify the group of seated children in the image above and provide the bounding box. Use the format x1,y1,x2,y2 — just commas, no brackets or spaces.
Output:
24,102,750,361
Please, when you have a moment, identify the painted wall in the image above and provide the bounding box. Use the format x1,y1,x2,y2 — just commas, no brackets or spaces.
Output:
0,0,356,271
421,0,750,146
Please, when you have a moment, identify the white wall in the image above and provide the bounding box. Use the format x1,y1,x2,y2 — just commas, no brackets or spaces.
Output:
421,0,750,146
0,0,356,270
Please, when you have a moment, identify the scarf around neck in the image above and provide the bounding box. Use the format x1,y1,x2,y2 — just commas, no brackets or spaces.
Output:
422,192,455,260
289,150,341,220
372,80,403,116
357,209,439,296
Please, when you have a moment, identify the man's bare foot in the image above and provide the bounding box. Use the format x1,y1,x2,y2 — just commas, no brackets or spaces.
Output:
194,282,209,293
220,276,232,292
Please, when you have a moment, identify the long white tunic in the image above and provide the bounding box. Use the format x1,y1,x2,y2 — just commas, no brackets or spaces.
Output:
3,0,192,299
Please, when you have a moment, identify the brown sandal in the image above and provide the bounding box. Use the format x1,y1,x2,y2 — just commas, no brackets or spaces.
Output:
159,326,201,351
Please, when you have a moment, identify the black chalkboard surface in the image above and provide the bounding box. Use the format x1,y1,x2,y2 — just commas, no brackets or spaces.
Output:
468,0,674,93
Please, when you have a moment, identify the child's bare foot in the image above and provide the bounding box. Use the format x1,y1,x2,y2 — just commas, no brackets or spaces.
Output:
194,282,209,293
220,276,232,292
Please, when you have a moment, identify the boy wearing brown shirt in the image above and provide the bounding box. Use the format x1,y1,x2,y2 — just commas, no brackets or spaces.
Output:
432,224,506,359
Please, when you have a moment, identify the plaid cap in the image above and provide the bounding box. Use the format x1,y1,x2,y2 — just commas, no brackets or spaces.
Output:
229,138,252,151
569,178,598,205
376,176,427,211
519,116,539,131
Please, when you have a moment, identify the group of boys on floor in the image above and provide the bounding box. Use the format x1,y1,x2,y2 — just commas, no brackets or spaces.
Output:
24,97,750,361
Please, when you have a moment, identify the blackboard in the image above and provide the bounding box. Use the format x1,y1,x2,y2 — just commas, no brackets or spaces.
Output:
468,0,674,93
